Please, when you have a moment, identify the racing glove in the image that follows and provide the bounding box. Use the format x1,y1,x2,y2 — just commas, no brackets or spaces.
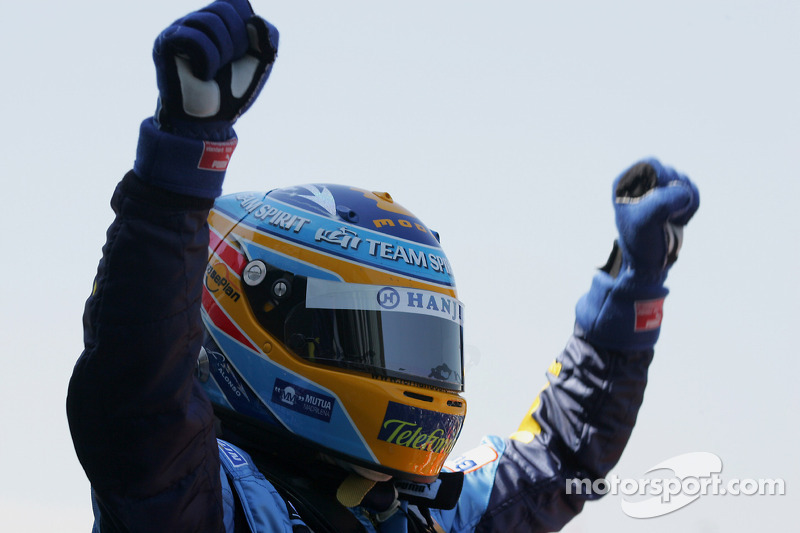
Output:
575,159,700,351
134,0,279,198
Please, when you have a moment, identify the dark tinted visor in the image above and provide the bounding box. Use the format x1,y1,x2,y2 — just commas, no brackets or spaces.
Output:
284,279,464,391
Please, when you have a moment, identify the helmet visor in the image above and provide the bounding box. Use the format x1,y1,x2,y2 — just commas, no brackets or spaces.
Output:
285,279,464,391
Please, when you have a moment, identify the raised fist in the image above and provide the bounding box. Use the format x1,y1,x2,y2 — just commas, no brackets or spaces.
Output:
153,0,279,140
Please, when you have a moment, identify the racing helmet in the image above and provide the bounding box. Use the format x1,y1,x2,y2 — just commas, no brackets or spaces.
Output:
199,184,466,483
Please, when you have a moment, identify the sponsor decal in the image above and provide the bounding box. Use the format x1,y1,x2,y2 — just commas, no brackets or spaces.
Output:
218,441,248,468
307,279,464,326
376,287,400,310
445,444,499,474
401,288,463,323
365,239,451,275
315,226,362,250
634,298,665,331
313,228,452,277
198,139,237,171
223,193,454,285
209,351,250,401
395,478,442,500
373,217,430,235
236,193,312,234
271,378,334,423
377,402,463,455
205,263,241,302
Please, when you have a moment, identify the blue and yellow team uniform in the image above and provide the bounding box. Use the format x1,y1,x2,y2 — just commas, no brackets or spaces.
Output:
67,2,698,530
67,171,663,532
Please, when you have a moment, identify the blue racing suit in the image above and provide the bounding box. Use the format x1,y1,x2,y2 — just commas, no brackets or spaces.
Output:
67,171,657,532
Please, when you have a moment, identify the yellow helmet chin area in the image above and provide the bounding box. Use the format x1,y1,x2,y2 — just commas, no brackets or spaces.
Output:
201,186,467,482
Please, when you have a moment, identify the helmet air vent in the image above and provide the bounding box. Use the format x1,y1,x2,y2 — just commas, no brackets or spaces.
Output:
403,391,434,403
243,260,268,286
373,191,393,203
336,205,359,223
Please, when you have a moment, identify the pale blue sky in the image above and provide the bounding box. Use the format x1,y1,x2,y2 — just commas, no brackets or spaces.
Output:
2,1,797,531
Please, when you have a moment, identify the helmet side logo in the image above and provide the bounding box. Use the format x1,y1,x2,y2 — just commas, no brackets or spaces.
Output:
279,386,297,405
295,185,337,217
205,263,241,303
271,378,335,423
377,401,463,456
222,191,456,286
315,226,362,250
377,287,400,310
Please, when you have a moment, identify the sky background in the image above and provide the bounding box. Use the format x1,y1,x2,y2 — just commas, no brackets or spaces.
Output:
2,0,798,531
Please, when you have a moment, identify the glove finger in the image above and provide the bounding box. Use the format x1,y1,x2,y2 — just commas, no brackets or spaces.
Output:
636,180,697,227
615,159,699,223
643,158,681,187
227,17,277,112
613,158,686,197
202,0,250,59
614,160,658,201
644,159,700,225
156,25,221,81
246,16,279,61
215,0,255,19
181,12,235,71
667,175,699,225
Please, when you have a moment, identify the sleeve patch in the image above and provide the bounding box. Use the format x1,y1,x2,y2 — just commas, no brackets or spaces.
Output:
218,440,248,468
444,444,499,474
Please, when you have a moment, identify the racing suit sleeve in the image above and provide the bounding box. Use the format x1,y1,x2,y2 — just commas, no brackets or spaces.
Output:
66,173,224,531
432,333,653,532
433,160,699,532
66,3,277,530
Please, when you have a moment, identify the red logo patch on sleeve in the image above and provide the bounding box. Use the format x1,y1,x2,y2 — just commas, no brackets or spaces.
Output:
634,298,665,331
198,139,238,171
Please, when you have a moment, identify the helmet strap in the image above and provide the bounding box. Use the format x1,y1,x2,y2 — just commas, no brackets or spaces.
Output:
336,474,378,507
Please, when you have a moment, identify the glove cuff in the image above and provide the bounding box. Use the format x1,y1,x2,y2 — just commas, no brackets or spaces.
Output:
133,117,237,199
575,269,669,351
